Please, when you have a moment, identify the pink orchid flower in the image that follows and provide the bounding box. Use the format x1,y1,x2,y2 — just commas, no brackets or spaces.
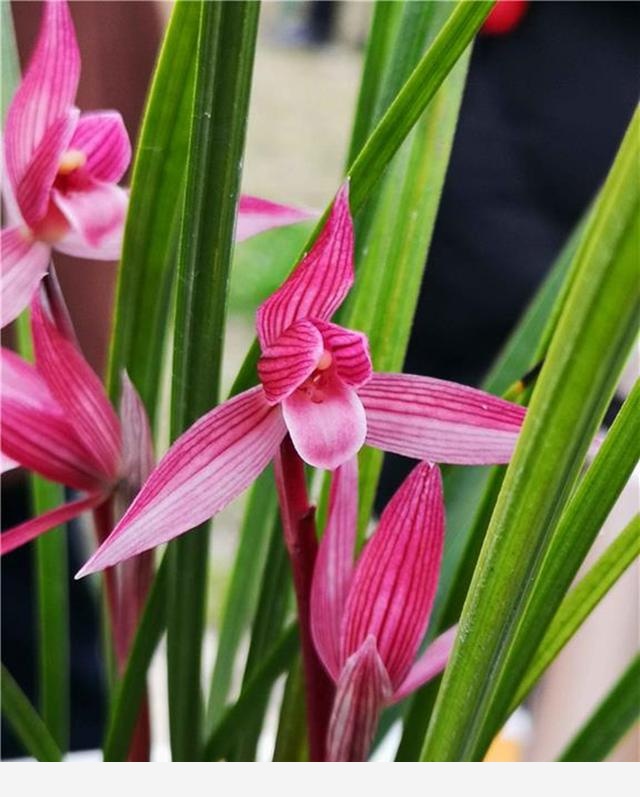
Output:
311,458,455,761
0,279,152,562
77,182,525,577
0,0,315,329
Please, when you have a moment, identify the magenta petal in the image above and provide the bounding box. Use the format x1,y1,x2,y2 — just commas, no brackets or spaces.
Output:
16,109,79,228
1,453,18,474
5,0,80,190
314,320,372,388
341,462,444,690
1,491,105,556
0,226,50,328
1,348,103,491
118,372,155,500
256,182,354,348
257,319,324,404
69,111,131,183
282,372,366,470
359,372,526,465
76,387,287,577
311,457,359,681
52,181,127,255
31,288,122,481
326,636,392,762
236,195,315,242
391,625,457,703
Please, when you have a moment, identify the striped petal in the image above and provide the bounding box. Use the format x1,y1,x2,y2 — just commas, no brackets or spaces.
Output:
69,111,131,183
76,387,287,577
118,372,155,506
236,195,315,242
311,457,359,680
31,286,122,481
341,462,444,690
359,372,526,465
5,0,80,190
0,226,50,328
257,319,324,404
52,181,128,256
282,370,366,471
256,182,354,348
326,636,391,762
391,625,457,703
16,109,79,229
1,491,105,556
315,320,372,388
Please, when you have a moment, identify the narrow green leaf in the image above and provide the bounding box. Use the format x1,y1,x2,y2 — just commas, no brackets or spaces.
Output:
558,654,640,762
345,0,403,165
167,0,260,761
504,380,640,711
1,1,19,123
422,109,640,761
102,557,168,762
273,657,308,762
229,1,494,400
107,0,199,418
203,624,299,761
514,515,640,709
229,518,292,761
1,664,62,762
206,467,277,730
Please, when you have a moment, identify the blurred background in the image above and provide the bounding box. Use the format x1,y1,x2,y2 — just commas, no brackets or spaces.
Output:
2,0,638,761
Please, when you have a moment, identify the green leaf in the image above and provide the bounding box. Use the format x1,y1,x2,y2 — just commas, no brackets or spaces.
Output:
229,0,495,400
558,654,640,762
167,0,260,761
203,624,299,761
1,1,19,123
102,557,168,762
273,657,308,762
206,467,277,730
106,0,199,418
514,514,640,710
1,664,62,762
422,108,640,761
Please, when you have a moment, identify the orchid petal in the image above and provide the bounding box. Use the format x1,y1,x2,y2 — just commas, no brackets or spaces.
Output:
16,109,79,228
341,462,444,689
359,372,526,465
236,195,315,242
311,457,359,680
1,491,105,556
314,320,372,388
118,372,155,505
76,387,287,577
69,111,131,183
256,182,353,348
5,0,80,190
52,181,128,255
0,226,50,328
257,319,324,404
282,371,366,470
391,625,457,703
326,636,391,762
1,453,18,473
31,288,122,481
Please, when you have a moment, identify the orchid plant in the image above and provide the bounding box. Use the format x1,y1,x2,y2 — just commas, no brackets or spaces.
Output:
1,0,637,765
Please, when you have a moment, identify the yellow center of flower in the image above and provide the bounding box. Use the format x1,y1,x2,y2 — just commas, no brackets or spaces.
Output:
316,350,333,371
58,149,87,175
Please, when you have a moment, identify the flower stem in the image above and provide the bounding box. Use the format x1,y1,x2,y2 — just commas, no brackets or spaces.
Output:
274,436,335,761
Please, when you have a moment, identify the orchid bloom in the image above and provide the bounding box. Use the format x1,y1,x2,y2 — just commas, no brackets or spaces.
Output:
0,0,315,329
0,278,153,564
77,182,525,577
310,459,454,761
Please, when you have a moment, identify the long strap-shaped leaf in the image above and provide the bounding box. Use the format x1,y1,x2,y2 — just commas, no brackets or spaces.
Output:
229,1,495,398
513,514,640,709
1,664,62,762
422,108,640,761
558,653,640,762
167,0,260,761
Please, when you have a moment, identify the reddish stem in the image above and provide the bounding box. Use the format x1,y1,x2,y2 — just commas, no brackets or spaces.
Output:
274,436,335,761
